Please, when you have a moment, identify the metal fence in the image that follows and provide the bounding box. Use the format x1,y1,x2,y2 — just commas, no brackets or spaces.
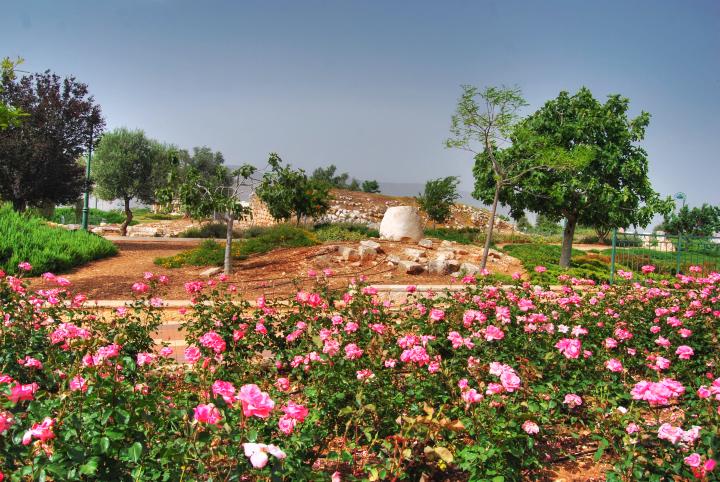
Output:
609,230,720,283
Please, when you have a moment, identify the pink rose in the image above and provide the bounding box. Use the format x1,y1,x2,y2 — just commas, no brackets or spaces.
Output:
237,384,275,418
193,403,222,424
522,420,539,434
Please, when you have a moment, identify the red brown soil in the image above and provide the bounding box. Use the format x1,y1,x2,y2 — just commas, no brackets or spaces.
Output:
29,238,524,300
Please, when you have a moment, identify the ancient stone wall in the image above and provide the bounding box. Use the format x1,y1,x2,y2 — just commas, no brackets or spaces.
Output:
236,189,516,231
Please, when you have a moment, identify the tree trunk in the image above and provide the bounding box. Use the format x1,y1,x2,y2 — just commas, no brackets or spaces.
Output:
224,215,234,275
480,181,501,271
120,197,133,236
12,198,26,212
559,215,577,268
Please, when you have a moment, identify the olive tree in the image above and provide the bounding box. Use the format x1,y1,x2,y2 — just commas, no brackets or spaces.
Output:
92,128,168,235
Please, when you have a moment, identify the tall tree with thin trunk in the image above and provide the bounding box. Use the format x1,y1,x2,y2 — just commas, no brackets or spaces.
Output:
157,163,257,275
445,86,529,270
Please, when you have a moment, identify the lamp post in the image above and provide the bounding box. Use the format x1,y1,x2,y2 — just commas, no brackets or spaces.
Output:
673,192,687,274
81,122,93,230
674,192,687,210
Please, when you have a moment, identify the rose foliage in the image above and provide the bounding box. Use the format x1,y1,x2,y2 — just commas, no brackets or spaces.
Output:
0,265,718,480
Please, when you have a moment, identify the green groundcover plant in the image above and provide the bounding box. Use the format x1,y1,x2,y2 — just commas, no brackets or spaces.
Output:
0,204,117,275
0,259,718,480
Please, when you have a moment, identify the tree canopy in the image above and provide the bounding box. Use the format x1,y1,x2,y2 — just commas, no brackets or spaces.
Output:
256,154,330,224
662,204,720,237
0,58,25,130
310,164,380,193
0,69,104,211
446,85,533,269
417,176,460,225
494,87,672,267
92,128,168,235
157,163,256,274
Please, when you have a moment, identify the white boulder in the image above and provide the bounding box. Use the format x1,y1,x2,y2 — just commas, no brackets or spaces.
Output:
379,206,423,242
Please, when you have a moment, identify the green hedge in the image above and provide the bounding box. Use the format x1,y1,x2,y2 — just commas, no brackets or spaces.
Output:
0,204,118,275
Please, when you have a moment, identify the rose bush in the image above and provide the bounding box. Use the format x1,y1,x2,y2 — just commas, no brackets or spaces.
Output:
0,264,718,480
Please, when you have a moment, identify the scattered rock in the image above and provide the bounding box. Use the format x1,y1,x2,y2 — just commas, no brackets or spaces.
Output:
434,250,456,261
360,239,381,251
338,246,360,261
312,255,334,268
379,206,424,242
398,260,425,275
427,259,449,275
387,254,401,264
460,262,480,276
440,240,455,249
359,245,377,261
488,249,504,259
127,225,161,237
428,258,461,275
200,267,223,277
418,238,433,248
403,248,426,260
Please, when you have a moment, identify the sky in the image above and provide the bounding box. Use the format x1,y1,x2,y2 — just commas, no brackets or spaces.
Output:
3,0,719,210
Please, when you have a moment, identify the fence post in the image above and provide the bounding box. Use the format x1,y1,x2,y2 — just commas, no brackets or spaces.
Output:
676,233,682,275
610,228,617,284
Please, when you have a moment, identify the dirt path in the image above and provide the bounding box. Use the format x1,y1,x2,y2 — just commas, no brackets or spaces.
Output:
30,238,525,300
30,239,203,299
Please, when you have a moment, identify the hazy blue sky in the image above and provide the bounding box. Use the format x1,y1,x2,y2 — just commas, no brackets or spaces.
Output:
3,0,719,208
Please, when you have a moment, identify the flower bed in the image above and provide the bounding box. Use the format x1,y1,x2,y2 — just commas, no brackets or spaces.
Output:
0,264,718,480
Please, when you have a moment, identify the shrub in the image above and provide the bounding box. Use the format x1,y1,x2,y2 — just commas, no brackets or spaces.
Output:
179,222,241,239
0,204,117,275
50,207,129,225
502,243,611,282
155,225,318,268
313,223,379,242
154,239,225,268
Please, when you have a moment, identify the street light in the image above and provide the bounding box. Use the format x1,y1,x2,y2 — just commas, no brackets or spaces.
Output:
673,192,687,274
674,192,687,210
81,121,94,230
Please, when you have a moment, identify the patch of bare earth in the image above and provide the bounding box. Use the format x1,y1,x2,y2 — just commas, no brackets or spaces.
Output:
29,238,524,300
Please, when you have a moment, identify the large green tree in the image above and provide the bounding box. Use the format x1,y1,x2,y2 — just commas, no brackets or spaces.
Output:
0,69,104,211
417,176,459,226
256,153,330,224
497,87,673,267
92,128,168,235
662,204,720,237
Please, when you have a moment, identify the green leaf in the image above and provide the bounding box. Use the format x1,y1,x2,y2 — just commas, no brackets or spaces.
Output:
99,436,110,453
80,457,100,475
128,442,143,462
593,438,609,462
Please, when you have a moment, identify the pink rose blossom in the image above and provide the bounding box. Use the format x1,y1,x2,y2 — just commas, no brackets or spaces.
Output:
237,384,275,418
522,420,539,434
194,403,222,424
